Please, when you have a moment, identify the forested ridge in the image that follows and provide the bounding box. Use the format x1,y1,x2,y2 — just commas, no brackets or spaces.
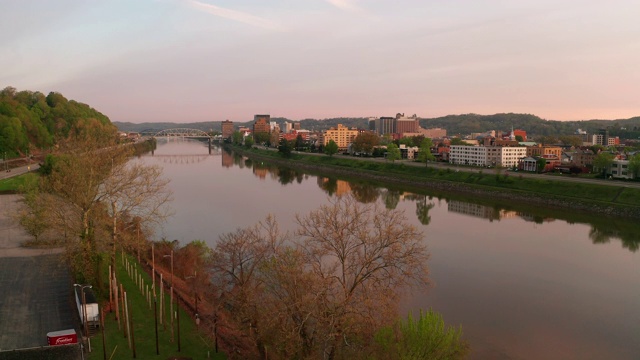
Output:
115,113,640,139
0,86,115,157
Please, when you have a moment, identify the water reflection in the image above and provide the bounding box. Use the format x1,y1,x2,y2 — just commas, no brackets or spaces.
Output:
221,148,639,253
589,220,639,252
144,141,640,359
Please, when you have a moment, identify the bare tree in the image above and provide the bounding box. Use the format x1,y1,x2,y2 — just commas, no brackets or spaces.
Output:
207,197,429,360
31,125,172,282
102,160,173,276
208,215,285,355
295,195,429,359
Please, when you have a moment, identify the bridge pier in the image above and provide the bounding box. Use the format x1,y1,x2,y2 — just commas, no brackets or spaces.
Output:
208,138,212,155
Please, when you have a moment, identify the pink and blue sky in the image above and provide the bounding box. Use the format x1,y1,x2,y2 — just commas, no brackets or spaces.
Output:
2,0,639,123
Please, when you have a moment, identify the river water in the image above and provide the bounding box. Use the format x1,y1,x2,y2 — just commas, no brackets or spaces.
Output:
142,138,639,360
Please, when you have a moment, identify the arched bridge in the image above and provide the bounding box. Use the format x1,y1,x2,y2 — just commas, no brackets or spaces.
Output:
153,128,211,138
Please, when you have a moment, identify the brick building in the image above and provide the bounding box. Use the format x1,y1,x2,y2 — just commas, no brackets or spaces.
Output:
221,120,234,140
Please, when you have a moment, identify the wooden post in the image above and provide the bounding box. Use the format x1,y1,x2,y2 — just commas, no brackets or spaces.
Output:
108,265,113,312
124,291,131,347
101,308,107,360
129,295,136,358
120,284,126,338
176,297,181,352
154,298,159,355
152,243,155,294
114,282,120,329
160,274,163,326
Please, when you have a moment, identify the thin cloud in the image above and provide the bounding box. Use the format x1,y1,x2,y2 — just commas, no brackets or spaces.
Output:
185,0,285,31
326,0,362,13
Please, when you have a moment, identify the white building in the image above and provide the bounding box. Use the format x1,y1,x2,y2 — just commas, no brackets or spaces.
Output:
449,145,488,166
608,159,634,179
449,145,527,167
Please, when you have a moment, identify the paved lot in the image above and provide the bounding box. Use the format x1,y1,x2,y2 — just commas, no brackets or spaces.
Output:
0,195,75,350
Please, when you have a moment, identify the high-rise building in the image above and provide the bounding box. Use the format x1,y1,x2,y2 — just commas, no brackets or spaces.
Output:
221,120,234,140
368,117,377,131
322,124,359,150
253,115,271,135
375,117,395,135
593,128,609,146
395,113,419,134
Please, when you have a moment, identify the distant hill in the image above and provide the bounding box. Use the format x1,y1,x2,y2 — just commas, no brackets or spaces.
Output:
114,113,640,140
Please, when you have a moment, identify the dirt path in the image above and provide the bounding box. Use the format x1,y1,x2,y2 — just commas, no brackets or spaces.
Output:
0,194,63,257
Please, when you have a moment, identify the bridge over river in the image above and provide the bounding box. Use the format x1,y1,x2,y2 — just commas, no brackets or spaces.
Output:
142,128,224,154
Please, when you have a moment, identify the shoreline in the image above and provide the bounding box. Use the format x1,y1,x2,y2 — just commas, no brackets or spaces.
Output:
232,147,640,220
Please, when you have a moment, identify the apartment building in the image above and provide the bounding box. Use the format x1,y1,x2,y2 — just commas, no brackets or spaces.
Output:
322,124,359,150
450,145,527,167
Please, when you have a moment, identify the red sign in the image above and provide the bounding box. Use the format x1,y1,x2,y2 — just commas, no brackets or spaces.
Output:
47,329,78,346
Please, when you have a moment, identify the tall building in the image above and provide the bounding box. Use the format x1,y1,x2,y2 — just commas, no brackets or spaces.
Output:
253,115,270,135
221,120,234,140
293,122,301,131
375,117,395,135
322,124,359,150
395,113,419,134
593,128,609,146
368,117,377,131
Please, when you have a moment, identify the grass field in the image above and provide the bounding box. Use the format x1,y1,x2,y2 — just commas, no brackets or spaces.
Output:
88,253,225,360
0,173,37,192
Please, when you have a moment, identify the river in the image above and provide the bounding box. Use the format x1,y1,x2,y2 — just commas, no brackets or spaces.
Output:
142,138,640,359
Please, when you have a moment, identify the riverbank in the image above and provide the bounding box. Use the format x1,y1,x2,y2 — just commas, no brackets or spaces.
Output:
231,146,640,219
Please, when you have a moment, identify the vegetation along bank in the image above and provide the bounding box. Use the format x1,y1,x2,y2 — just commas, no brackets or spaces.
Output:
232,146,640,220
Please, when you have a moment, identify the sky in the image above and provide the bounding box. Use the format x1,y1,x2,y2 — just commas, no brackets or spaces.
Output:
1,0,639,123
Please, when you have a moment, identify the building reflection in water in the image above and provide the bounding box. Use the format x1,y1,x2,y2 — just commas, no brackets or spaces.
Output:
447,200,518,222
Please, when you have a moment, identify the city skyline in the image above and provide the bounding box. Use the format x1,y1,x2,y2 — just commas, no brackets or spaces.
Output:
2,0,639,123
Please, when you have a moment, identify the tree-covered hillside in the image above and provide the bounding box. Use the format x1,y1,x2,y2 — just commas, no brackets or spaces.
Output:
115,113,640,140
0,87,115,157
422,113,640,138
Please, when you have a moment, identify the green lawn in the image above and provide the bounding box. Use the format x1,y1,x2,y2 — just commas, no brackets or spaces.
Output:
0,173,38,192
89,253,224,360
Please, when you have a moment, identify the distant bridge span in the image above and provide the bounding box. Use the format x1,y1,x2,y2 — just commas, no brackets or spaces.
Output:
153,128,211,138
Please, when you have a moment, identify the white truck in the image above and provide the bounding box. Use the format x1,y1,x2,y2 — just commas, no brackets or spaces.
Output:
74,286,100,330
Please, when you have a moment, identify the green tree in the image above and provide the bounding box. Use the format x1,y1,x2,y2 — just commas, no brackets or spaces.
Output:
628,154,640,179
593,152,615,177
324,139,338,157
295,134,305,151
537,135,558,145
278,138,292,157
449,137,466,146
398,137,414,147
536,157,547,173
232,131,243,145
559,135,583,147
417,138,436,167
374,310,469,360
244,136,254,148
515,135,524,142
352,131,380,155
386,143,401,162
254,131,270,145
